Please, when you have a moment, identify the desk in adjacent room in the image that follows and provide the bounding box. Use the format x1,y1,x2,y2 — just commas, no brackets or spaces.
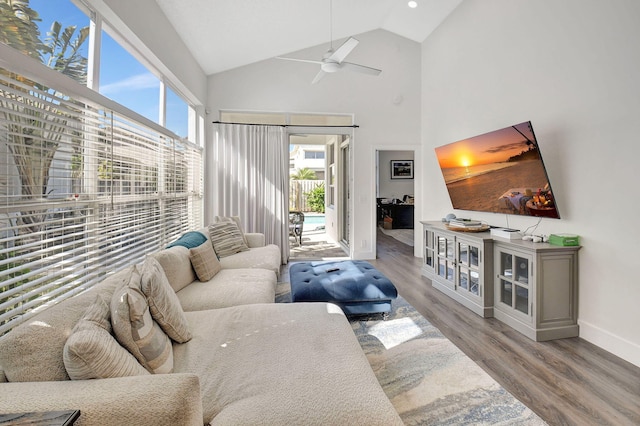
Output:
383,203,414,229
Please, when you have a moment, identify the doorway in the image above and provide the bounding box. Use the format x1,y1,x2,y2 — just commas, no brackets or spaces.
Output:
289,133,350,256
375,149,416,248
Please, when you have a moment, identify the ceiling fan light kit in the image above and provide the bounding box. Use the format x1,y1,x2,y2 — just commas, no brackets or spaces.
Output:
321,61,340,73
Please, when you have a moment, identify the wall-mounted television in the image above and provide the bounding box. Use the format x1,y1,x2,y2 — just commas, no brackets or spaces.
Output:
435,121,560,219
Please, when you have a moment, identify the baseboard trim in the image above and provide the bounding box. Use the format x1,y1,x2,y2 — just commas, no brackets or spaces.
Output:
579,319,640,368
352,249,375,260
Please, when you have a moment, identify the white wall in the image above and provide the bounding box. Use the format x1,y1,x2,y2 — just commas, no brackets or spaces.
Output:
421,0,640,366
207,29,422,259
378,150,415,200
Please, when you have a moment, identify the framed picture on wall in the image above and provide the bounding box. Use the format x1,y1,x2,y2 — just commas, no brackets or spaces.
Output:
391,160,413,179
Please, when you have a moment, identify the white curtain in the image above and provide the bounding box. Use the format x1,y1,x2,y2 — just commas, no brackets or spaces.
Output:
209,124,290,262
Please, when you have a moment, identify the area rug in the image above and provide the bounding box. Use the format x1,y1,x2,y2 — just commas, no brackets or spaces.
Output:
379,226,415,247
276,282,546,425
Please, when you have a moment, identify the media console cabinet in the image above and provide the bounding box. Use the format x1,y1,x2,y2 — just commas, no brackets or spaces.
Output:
420,221,580,341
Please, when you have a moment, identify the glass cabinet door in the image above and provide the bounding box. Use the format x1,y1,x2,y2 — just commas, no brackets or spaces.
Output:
497,249,531,316
513,255,529,314
436,234,455,282
457,240,481,297
424,228,434,269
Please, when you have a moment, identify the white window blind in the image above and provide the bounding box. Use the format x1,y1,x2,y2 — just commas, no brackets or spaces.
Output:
0,67,203,335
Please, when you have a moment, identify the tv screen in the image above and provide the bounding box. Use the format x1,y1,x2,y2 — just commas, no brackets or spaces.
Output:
435,121,560,219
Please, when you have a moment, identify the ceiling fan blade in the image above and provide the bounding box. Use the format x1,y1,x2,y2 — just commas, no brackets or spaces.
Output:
311,70,326,84
340,62,382,76
276,57,323,65
328,37,359,63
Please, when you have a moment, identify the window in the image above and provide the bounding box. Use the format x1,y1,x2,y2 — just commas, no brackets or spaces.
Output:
304,151,325,159
219,111,354,127
1,0,193,144
166,86,188,138
2,0,90,84
220,112,286,125
289,114,352,126
0,57,202,336
99,31,160,125
1,2,202,335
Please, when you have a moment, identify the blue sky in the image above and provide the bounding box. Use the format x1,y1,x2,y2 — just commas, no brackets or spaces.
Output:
30,0,187,137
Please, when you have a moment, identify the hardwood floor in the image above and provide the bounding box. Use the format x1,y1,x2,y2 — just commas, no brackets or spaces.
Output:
370,230,640,426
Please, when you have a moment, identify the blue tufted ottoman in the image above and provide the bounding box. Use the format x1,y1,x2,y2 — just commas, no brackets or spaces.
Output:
288,260,398,316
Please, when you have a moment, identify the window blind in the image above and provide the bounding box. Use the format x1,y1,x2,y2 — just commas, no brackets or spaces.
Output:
0,67,203,335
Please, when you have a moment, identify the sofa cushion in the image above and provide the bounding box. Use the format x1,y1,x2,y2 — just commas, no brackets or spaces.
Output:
63,295,150,380
0,268,130,382
208,221,249,258
111,266,174,374
173,303,404,425
176,269,276,311
189,241,222,281
218,245,281,276
166,231,208,249
151,246,196,293
140,257,192,343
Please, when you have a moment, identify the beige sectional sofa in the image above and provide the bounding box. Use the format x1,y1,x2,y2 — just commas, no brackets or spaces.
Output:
0,224,402,425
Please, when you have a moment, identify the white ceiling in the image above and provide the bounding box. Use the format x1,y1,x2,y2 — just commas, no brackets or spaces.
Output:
155,0,463,75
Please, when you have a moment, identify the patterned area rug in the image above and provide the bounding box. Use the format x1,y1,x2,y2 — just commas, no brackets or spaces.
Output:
276,282,546,425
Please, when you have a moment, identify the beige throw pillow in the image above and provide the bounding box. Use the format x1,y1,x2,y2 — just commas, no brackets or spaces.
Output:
111,266,174,374
140,257,192,343
151,246,196,292
190,241,222,281
63,294,150,380
208,221,250,258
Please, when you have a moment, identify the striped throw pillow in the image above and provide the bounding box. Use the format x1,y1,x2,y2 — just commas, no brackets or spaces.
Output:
63,294,150,380
111,266,174,374
208,221,249,258
215,216,248,245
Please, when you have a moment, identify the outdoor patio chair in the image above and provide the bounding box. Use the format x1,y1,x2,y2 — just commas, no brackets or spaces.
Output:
289,211,305,246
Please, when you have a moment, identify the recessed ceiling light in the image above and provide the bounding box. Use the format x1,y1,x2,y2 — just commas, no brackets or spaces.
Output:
408,1,418,8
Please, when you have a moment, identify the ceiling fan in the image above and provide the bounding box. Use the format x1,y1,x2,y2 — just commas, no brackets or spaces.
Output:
276,1,382,84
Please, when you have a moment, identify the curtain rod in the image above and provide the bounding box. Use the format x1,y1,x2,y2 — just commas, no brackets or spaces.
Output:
212,120,359,128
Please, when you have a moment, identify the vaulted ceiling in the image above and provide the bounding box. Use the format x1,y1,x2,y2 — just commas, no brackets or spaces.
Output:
155,0,462,75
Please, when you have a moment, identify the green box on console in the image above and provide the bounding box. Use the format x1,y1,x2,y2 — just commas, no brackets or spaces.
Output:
548,234,580,246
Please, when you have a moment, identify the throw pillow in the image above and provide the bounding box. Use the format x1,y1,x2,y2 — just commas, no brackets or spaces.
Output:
208,221,250,258
166,231,208,249
111,266,174,374
140,257,192,343
151,246,196,293
63,294,150,380
190,240,222,281
215,216,248,245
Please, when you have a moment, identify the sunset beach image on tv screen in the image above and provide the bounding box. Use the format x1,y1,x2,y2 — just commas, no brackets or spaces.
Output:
435,121,560,219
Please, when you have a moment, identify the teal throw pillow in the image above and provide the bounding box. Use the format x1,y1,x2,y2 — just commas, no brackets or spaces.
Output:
166,231,207,249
